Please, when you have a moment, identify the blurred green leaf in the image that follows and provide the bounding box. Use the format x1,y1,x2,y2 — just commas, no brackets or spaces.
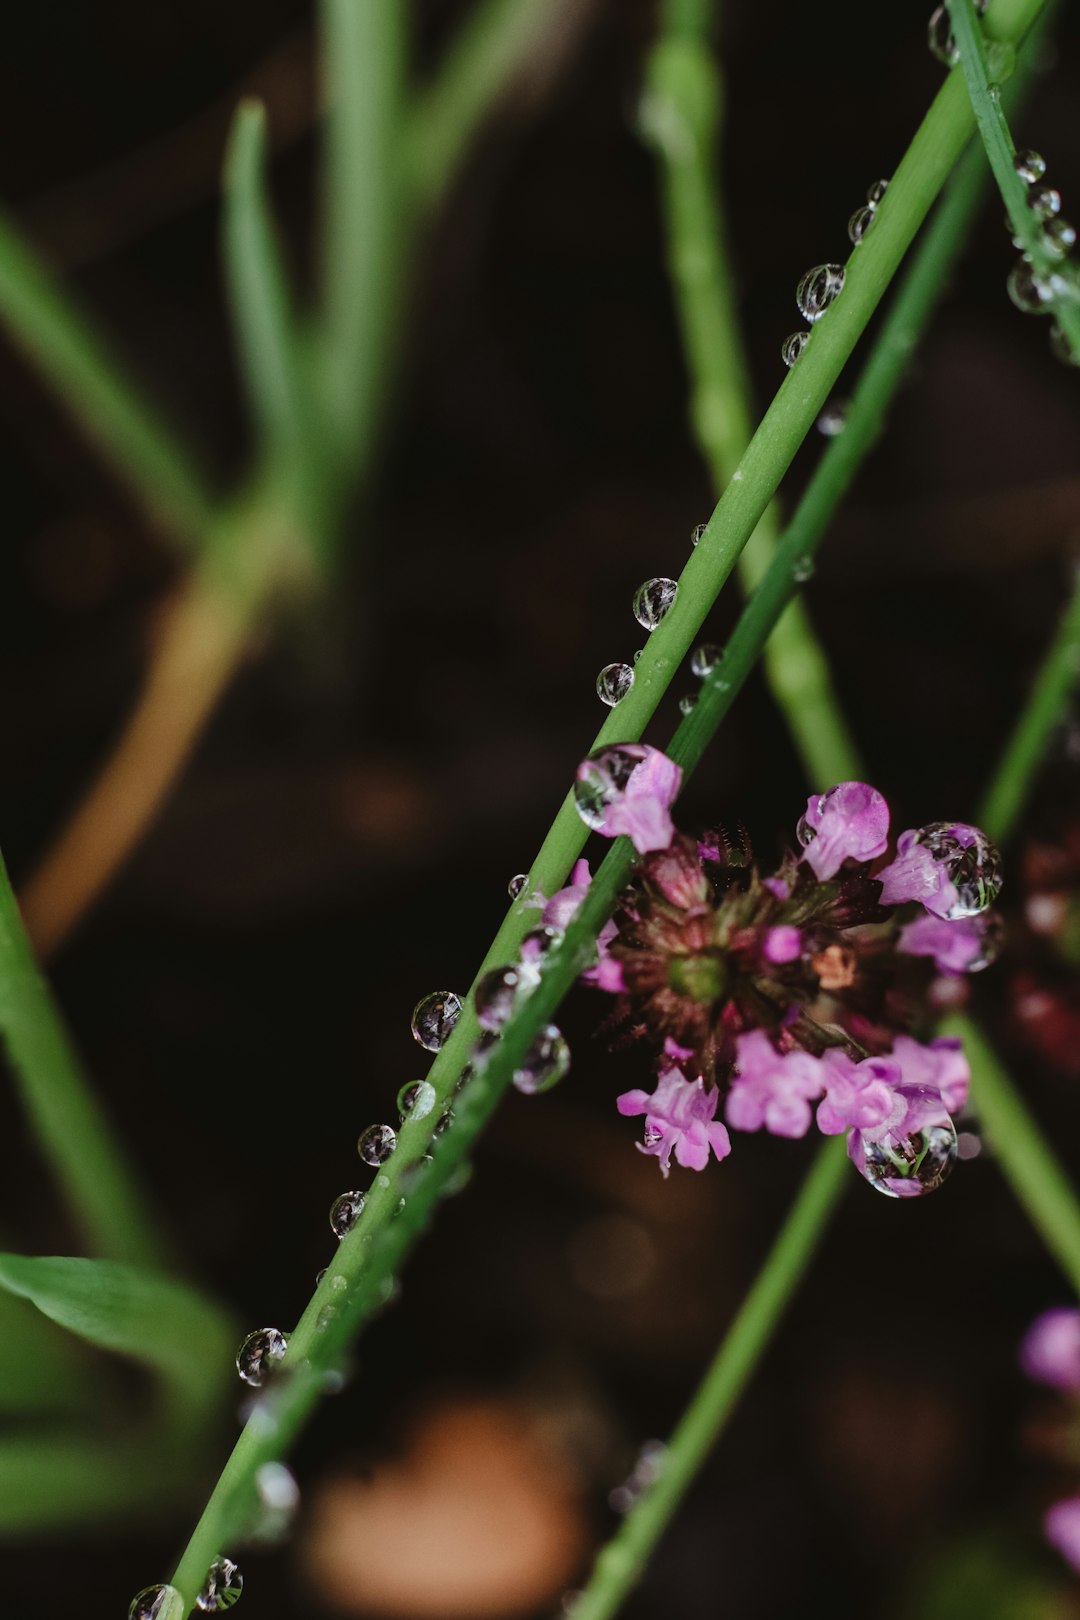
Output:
0,1286,105,1416
897,1532,1066,1620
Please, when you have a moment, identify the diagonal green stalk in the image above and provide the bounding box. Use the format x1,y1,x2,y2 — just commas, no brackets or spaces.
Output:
571,1137,849,1620
165,46,1043,1601
0,852,167,1267
978,565,1080,844
947,0,1080,358
0,213,215,546
645,1,860,786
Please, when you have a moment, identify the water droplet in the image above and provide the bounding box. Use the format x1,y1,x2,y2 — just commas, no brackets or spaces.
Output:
357,1124,397,1167
236,1328,288,1388
690,522,707,547
411,990,462,1051
573,742,661,832
520,925,562,971
690,643,723,677
397,1079,437,1121
927,5,958,65
1030,186,1062,221
250,1461,300,1543
328,1190,365,1239
911,822,1004,917
609,1438,667,1511
792,557,815,583
781,331,810,368
632,577,678,631
1015,148,1047,184
632,648,643,663
866,177,889,205
848,205,876,245
129,1587,184,1620
433,1108,454,1136
967,910,1005,972
1045,217,1077,254
508,873,528,900
642,1124,662,1148
474,964,523,1031
678,693,697,716
513,1024,570,1094
596,662,635,706
1050,321,1080,365
816,399,849,436
852,1118,958,1197
1007,259,1052,314
196,1555,243,1612
795,263,845,323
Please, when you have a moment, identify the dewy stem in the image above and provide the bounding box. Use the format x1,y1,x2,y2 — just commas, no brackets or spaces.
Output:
165,59,1034,1605
571,1137,850,1620
646,3,861,786
947,0,1080,359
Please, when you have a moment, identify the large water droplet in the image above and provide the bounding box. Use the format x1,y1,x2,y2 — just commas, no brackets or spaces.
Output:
1030,186,1062,221
781,331,810,368
236,1328,288,1387
329,1190,365,1239
411,991,462,1051
397,1079,437,1121
196,1556,244,1612
852,1118,958,1197
796,264,845,322
848,205,876,245
690,643,723,677
596,662,635,706
817,399,849,436
474,965,523,1031
357,1124,397,1167
573,742,660,832
513,1024,570,1094
1015,148,1047,184
129,1587,184,1620
1007,259,1052,314
632,577,678,631
508,873,528,900
911,822,1003,917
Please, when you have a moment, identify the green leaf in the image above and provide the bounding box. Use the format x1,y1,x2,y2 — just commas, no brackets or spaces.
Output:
0,1286,103,1415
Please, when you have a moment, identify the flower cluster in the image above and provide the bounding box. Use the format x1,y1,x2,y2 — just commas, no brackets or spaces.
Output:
568,746,1005,1195
1020,1308,1080,1574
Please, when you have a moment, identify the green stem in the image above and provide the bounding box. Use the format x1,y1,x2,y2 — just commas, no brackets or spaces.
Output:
978,566,1080,844
0,852,166,1267
646,17,860,786
0,212,215,548
947,0,1080,358
572,1137,849,1620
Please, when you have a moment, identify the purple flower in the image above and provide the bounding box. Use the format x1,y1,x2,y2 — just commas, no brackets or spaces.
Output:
763,876,790,900
890,1034,969,1115
1020,1307,1080,1391
797,782,890,880
1045,1497,1080,1573
897,912,984,973
603,749,682,854
725,1030,825,1138
617,1065,731,1176
816,1050,899,1135
763,925,801,964
878,829,960,918
543,858,618,983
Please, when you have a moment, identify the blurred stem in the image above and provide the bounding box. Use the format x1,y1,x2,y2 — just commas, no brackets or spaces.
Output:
572,1138,849,1620
646,10,861,786
0,854,167,1266
947,0,1080,358
978,565,1080,844
945,1014,1080,1295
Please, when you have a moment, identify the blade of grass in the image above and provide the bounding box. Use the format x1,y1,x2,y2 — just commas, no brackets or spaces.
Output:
0,211,215,545
947,0,1080,358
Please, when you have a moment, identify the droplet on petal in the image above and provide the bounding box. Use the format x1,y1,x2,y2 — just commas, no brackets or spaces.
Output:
573,742,660,832
851,1118,958,1197
795,263,845,322
236,1327,288,1388
911,822,1003,917
632,577,678,631
357,1124,397,1167
596,661,635,706
411,991,462,1051
328,1190,365,1239
513,1024,571,1094
195,1555,243,1612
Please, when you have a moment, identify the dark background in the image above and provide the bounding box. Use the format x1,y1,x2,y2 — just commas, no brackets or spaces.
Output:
1,1,1080,1615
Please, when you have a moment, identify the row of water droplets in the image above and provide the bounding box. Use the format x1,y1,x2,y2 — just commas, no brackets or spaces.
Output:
782,176,891,372
1002,148,1080,366
596,523,727,716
